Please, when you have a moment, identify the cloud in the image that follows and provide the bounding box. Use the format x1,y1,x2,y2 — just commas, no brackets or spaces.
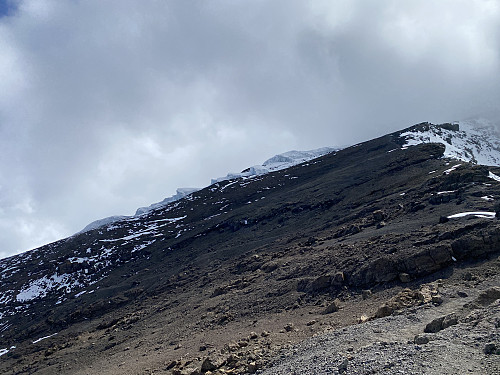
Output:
0,0,499,258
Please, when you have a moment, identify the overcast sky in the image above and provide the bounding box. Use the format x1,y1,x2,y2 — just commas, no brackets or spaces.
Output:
0,0,499,259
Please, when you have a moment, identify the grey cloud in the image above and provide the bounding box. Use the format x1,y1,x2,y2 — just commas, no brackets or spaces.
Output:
0,0,499,258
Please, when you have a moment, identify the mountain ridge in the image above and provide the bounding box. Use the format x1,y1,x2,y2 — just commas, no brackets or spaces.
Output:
0,121,499,374
79,119,500,234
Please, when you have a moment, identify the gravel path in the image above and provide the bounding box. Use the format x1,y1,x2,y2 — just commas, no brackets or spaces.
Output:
259,284,500,375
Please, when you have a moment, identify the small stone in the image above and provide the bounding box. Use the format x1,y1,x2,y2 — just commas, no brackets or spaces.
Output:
225,354,239,368
323,300,339,314
362,290,372,299
338,358,349,373
462,272,473,281
199,345,207,352
284,323,294,332
249,331,258,340
375,304,393,318
358,315,370,323
201,358,217,372
457,291,468,298
165,360,178,370
332,272,345,285
414,334,429,345
373,210,385,222
306,320,317,326
484,343,498,355
261,331,270,337
399,273,411,283
247,362,258,373
238,340,248,348
431,295,444,305
439,216,449,223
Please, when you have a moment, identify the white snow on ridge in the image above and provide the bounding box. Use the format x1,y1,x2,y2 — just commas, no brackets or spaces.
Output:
79,147,337,233
401,119,500,166
135,188,199,216
79,215,129,233
211,147,337,184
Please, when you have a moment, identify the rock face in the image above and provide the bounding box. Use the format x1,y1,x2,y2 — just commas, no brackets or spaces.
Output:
0,122,499,375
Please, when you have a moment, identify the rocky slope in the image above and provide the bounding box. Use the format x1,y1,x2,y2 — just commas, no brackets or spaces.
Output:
0,122,499,374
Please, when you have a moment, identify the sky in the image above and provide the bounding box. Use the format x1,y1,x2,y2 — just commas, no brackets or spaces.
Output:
0,0,499,259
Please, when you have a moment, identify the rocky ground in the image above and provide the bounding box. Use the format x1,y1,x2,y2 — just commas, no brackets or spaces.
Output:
261,260,500,375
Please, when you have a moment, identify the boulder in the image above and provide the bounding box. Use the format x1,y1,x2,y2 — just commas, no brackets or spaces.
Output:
424,313,457,333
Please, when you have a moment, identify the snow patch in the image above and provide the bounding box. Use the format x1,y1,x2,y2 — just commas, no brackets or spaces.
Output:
443,164,462,175
400,119,500,166
33,333,57,344
447,212,496,219
489,171,500,182
16,274,82,302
